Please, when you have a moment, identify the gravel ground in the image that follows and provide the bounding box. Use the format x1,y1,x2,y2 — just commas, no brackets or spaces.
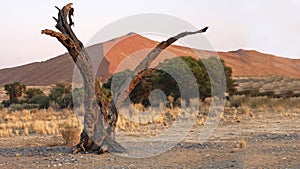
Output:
0,112,299,168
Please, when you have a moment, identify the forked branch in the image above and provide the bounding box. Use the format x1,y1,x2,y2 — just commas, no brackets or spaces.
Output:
116,27,209,108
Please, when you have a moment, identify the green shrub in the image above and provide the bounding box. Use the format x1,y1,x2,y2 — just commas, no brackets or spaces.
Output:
0,104,4,110
284,90,294,98
49,101,60,110
29,94,50,109
250,89,260,97
49,82,73,109
9,103,39,111
25,88,44,101
4,82,26,104
229,97,242,107
105,56,236,104
258,91,275,98
292,92,300,97
72,87,84,108
1,100,10,107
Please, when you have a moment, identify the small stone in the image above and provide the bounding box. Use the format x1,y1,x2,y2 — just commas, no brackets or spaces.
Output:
58,164,62,166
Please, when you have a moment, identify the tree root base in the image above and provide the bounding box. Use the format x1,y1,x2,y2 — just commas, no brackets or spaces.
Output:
72,131,126,155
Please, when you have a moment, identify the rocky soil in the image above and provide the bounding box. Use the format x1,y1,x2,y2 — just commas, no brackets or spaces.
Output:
0,111,299,168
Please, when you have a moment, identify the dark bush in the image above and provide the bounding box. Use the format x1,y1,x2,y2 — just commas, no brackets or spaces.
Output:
284,90,294,98
25,88,44,101
29,94,50,109
229,97,242,107
9,103,39,111
4,82,26,104
258,91,275,98
49,82,73,109
1,100,10,107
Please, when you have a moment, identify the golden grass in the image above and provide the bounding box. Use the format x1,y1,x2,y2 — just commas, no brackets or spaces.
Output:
59,115,82,145
240,139,247,149
0,108,82,143
0,96,298,141
220,96,300,124
24,127,29,136
33,120,59,135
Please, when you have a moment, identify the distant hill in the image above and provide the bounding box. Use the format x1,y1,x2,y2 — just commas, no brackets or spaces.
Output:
1,33,300,86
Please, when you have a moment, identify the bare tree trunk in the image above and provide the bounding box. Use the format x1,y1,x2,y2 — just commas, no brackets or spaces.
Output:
42,3,124,154
42,3,208,155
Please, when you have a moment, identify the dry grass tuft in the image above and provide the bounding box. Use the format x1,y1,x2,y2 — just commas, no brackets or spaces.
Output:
280,109,296,118
0,108,83,139
0,123,6,130
24,127,29,136
59,115,82,145
240,139,247,149
0,96,299,144
0,129,13,137
60,127,81,146
33,120,59,135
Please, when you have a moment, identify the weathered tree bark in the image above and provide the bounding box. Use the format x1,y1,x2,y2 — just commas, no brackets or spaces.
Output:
42,3,208,155
42,3,124,154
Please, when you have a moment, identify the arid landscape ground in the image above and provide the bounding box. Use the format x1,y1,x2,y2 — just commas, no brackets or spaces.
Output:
0,95,299,168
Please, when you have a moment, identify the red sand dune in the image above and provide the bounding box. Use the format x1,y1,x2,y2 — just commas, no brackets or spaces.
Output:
0,33,299,86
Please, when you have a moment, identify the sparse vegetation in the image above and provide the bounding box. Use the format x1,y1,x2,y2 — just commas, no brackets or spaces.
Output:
0,73,299,154
1,83,51,110
3,82,26,105
0,94,297,138
0,108,82,143
8,103,39,112
29,94,50,109
49,82,73,109
25,87,44,101
239,139,247,149
235,76,300,98
105,56,237,106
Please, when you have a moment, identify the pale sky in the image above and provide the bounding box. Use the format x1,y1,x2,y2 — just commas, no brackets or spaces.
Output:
0,0,299,69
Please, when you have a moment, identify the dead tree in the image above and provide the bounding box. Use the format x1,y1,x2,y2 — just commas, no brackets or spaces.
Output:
42,3,208,154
